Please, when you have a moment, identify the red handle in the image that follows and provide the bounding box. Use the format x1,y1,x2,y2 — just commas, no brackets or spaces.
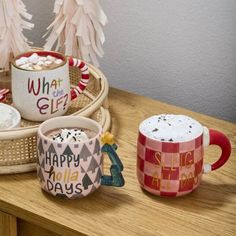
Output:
207,129,231,172
68,57,90,100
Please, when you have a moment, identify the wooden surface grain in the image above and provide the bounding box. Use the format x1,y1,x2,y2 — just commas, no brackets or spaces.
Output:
0,210,16,236
17,219,60,236
0,88,235,236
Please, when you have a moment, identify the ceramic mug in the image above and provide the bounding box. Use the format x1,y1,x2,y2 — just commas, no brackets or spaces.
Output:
37,116,125,199
137,114,231,197
11,50,89,121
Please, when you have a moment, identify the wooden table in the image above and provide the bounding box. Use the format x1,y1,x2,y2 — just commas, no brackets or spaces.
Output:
0,88,235,236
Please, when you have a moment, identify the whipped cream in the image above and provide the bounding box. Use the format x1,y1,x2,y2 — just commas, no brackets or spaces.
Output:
139,114,203,142
0,105,14,129
52,128,89,143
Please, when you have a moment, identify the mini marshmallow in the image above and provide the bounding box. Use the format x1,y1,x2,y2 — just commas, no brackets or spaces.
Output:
38,57,47,61
37,61,44,66
33,65,42,70
46,55,56,61
55,59,63,64
20,63,31,69
15,57,29,66
44,60,53,65
28,53,39,64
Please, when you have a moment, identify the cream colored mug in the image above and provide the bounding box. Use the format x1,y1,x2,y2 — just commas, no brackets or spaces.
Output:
11,50,89,121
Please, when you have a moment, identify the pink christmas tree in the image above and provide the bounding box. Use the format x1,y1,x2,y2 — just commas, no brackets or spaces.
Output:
44,0,107,67
0,0,34,70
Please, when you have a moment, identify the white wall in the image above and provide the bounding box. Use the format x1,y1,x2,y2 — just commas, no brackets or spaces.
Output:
23,0,236,122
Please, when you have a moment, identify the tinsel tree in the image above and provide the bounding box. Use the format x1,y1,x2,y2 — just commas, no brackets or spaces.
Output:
44,0,107,67
0,0,34,70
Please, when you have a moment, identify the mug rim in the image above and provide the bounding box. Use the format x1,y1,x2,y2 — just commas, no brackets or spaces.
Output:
139,129,203,144
11,50,67,72
38,116,103,144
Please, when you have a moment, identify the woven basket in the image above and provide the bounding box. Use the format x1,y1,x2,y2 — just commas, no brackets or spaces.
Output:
0,63,110,174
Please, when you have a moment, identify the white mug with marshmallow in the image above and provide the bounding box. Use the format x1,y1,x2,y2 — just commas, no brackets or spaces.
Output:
11,50,89,121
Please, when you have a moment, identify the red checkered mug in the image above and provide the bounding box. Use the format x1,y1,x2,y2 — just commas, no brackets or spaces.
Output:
137,121,231,197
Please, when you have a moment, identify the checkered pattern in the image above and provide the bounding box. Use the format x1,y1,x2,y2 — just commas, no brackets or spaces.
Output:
137,132,203,197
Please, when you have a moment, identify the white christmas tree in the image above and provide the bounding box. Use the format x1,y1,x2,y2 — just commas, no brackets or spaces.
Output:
44,0,107,67
0,0,34,70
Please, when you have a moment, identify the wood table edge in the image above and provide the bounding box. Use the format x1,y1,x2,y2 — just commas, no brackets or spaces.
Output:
0,199,87,236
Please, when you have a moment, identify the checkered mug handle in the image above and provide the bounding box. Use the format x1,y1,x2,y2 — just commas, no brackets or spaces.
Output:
68,57,90,100
203,127,231,174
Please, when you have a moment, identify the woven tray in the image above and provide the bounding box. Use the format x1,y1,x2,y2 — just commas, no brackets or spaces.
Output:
0,63,110,174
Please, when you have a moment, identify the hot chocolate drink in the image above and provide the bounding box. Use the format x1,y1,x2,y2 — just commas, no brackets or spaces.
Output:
45,128,97,143
139,114,203,142
15,53,64,70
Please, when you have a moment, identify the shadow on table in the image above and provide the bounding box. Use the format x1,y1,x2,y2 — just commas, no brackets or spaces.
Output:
42,185,134,214
0,171,36,182
141,180,236,213
0,171,134,214
108,106,121,138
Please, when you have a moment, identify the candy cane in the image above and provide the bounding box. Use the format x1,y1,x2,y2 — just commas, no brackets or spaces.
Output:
0,89,10,102
68,57,90,100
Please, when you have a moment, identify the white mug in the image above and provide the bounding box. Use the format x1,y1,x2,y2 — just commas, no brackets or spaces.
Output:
11,50,89,121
